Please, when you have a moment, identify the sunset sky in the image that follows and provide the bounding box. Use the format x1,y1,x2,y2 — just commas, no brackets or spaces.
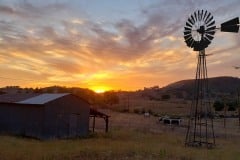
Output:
0,0,240,92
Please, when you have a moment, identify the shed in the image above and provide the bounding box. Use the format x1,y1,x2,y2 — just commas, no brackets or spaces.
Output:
0,93,90,139
90,108,110,133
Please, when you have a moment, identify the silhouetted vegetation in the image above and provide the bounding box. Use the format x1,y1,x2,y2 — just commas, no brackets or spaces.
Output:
226,100,238,111
103,91,119,105
213,100,238,111
161,94,170,101
133,108,140,114
213,101,224,111
0,86,119,108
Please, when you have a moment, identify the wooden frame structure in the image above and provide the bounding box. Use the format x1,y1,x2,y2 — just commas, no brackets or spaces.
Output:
90,108,110,133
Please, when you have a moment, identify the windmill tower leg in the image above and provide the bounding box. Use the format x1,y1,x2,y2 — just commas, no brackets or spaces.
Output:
185,50,215,148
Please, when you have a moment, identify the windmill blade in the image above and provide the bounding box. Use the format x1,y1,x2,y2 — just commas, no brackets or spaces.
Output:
198,10,201,21
193,42,200,51
184,27,191,31
203,37,211,45
221,17,239,33
190,39,195,48
206,15,214,24
206,26,216,32
205,30,215,36
184,34,192,41
184,36,191,42
200,10,204,21
184,31,191,35
187,38,194,48
192,41,197,48
202,39,210,48
184,33,191,38
191,15,196,23
202,10,208,21
195,41,204,51
188,18,194,25
185,38,194,47
205,34,214,40
194,11,198,21
204,12,211,22
207,20,215,28
186,21,192,28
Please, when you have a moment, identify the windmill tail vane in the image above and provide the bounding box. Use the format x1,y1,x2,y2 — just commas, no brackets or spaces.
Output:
183,9,239,148
221,17,239,32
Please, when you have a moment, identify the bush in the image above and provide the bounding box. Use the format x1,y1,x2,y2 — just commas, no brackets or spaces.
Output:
228,106,236,111
153,113,159,117
120,109,129,113
148,109,153,115
227,100,238,111
133,108,140,114
213,101,224,111
141,108,146,114
161,94,170,100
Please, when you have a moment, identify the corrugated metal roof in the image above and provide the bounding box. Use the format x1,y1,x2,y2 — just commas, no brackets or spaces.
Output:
17,93,70,104
0,93,40,103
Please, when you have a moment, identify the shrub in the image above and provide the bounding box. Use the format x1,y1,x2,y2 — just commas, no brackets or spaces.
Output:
161,94,170,100
141,108,146,114
213,100,224,111
228,106,236,111
120,109,129,113
148,109,153,115
133,108,140,114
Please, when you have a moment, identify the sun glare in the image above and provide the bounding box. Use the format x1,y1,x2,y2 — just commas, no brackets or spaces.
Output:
91,86,111,93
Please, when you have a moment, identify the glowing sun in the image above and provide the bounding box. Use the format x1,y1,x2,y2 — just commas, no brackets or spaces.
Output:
91,86,111,93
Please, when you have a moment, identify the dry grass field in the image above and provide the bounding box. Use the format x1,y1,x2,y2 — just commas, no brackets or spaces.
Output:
0,89,238,159
113,98,191,116
0,126,240,160
1,109,240,160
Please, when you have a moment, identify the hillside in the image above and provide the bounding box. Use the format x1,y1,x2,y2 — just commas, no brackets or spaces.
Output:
137,76,240,101
161,76,240,98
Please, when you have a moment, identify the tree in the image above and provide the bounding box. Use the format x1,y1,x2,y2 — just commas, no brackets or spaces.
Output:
213,100,224,111
161,94,171,100
103,91,119,105
227,100,238,111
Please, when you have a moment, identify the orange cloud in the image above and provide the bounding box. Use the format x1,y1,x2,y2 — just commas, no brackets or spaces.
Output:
0,1,239,91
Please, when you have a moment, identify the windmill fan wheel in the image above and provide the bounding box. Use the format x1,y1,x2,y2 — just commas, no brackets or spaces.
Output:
184,10,216,51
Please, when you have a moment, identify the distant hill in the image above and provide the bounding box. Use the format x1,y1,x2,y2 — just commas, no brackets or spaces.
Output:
161,76,240,99
1,76,239,103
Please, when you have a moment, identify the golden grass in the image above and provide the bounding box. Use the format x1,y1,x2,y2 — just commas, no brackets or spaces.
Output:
114,98,191,116
0,129,240,160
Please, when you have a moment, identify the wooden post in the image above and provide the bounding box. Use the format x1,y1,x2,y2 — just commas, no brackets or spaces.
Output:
223,97,226,128
238,90,240,127
224,104,226,128
238,107,240,127
105,117,109,133
92,116,95,132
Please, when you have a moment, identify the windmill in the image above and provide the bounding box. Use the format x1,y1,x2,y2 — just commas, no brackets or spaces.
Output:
184,10,239,148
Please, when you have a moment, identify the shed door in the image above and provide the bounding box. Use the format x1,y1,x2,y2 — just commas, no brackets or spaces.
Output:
69,114,78,137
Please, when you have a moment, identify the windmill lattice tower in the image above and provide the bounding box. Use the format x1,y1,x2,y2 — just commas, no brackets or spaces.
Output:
183,10,239,148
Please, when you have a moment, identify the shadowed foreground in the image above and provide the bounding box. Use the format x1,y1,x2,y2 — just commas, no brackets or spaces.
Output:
0,129,240,160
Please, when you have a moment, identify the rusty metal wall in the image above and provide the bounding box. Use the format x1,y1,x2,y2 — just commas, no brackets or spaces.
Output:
44,95,90,139
0,103,44,138
0,94,90,139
